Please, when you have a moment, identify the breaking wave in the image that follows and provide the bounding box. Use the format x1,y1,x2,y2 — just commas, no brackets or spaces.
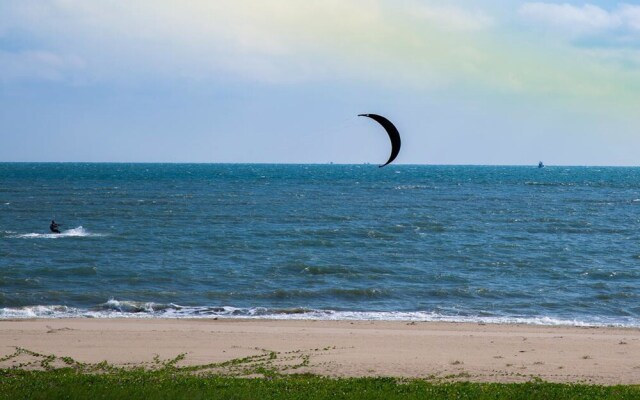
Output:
1,300,638,327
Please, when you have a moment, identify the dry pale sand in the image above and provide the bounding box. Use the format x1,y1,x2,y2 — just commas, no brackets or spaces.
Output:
1,319,639,384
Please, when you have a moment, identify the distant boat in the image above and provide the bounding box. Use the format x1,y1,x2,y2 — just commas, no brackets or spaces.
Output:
538,161,545,168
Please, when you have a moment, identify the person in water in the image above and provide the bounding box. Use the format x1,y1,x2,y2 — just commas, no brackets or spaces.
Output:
49,220,61,234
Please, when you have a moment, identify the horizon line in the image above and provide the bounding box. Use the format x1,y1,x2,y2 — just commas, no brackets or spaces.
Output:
1,161,638,168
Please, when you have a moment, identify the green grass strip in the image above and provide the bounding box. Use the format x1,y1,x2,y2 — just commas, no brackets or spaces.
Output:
1,369,640,400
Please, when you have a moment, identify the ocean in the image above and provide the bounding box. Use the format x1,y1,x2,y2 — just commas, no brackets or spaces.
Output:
1,163,640,326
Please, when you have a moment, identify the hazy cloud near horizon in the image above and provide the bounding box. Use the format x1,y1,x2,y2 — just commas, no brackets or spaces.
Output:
1,1,640,165
520,3,640,33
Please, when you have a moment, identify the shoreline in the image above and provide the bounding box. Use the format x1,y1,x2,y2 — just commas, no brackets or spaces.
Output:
2,304,637,328
1,318,639,384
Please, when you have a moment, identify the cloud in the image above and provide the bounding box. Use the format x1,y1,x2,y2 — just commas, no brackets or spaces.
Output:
0,0,639,114
411,4,493,31
519,3,640,34
620,4,640,31
0,50,84,82
0,0,495,85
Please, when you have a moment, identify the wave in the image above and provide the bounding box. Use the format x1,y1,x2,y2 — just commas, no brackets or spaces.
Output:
1,300,639,327
524,181,577,187
10,226,105,239
394,185,433,190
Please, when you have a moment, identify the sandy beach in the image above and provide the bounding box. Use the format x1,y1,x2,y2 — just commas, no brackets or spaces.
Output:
1,319,639,385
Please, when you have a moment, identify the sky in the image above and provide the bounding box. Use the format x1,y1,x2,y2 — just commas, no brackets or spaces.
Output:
1,1,640,165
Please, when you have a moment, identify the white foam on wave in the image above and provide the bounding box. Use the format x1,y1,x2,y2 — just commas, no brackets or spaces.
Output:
1,302,639,327
0,305,75,318
11,226,105,239
394,184,435,191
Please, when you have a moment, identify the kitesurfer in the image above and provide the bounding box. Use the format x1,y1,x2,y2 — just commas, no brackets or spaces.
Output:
49,220,61,234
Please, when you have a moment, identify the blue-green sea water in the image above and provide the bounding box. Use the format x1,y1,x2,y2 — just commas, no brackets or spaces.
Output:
2,163,640,326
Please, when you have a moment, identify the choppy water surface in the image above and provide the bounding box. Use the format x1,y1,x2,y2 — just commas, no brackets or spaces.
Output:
1,163,640,326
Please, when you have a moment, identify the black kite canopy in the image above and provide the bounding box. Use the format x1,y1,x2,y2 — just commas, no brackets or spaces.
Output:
358,113,401,168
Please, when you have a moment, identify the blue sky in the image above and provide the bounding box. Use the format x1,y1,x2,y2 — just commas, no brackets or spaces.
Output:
1,1,640,165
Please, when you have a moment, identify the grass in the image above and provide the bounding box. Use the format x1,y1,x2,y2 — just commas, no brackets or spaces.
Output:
1,348,639,399
2,370,640,400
